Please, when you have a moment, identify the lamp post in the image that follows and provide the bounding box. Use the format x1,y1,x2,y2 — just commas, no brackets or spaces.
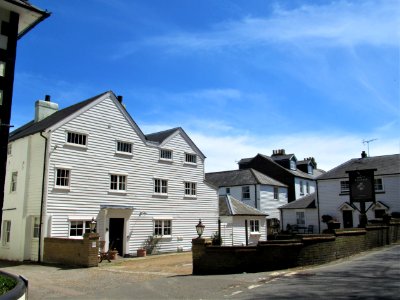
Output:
195,219,205,238
90,217,97,233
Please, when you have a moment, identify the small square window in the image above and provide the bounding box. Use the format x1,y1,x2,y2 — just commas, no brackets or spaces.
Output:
154,219,172,236
374,178,384,192
55,168,70,188
296,211,305,225
69,220,91,237
185,153,197,164
66,131,87,146
154,179,168,194
340,181,349,193
160,149,173,160
116,141,132,154
249,220,259,233
110,174,127,191
184,182,196,196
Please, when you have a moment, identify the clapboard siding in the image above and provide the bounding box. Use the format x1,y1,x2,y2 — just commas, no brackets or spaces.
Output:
318,174,400,231
44,95,218,256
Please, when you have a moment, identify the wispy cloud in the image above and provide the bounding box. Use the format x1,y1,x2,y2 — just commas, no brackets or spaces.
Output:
139,0,399,53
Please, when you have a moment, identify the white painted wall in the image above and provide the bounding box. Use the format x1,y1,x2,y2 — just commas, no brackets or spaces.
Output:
294,177,316,200
220,216,266,246
280,209,318,233
318,174,400,231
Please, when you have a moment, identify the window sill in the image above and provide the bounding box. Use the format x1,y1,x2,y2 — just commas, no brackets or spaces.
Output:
250,232,261,236
115,152,133,158
242,198,251,201
159,158,173,163
53,187,70,192
152,193,168,198
183,162,197,167
184,195,197,199
339,192,349,195
64,143,88,150
153,235,172,239
108,190,127,195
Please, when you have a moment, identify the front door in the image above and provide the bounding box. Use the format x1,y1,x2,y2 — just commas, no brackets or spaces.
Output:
109,218,124,256
343,210,353,228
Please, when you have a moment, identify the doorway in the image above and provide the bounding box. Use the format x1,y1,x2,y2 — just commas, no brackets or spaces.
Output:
109,218,124,256
342,210,353,228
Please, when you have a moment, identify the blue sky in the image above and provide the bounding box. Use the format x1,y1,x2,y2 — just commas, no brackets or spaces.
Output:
12,0,399,172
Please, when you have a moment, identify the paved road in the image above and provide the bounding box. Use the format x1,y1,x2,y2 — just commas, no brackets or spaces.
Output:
1,245,399,299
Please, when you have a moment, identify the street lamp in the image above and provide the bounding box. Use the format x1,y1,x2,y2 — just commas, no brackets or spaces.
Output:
90,217,97,233
195,219,205,238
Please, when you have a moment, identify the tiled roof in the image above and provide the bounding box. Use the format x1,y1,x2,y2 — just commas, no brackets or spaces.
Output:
317,154,400,180
219,195,267,216
145,127,180,144
206,168,287,188
258,154,315,180
9,91,109,142
279,192,317,209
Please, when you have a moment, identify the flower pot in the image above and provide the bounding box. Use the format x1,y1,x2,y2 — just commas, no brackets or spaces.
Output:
109,250,118,260
137,249,146,257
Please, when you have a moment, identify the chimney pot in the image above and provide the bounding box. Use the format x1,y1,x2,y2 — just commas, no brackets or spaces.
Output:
361,151,367,158
117,95,123,103
45,95,51,102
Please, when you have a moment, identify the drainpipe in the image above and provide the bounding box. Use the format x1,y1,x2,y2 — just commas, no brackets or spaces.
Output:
316,180,321,234
254,184,257,209
38,132,48,262
245,219,248,246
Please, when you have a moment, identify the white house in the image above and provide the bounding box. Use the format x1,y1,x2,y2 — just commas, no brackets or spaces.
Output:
279,192,318,234
317,153,400,231
206,168,287,235
0,91,218,261
219,195,267,246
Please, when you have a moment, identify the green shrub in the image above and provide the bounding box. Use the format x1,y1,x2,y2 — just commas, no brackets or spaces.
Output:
0,274,16,295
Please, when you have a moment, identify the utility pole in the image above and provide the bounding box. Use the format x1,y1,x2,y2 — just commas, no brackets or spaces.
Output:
362,139,377,156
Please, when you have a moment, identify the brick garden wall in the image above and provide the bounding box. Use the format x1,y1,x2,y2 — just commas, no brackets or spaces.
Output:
43,233,99,267
192,222,400,275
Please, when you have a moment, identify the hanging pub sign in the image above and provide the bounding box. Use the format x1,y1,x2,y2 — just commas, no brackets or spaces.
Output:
346,169,377,204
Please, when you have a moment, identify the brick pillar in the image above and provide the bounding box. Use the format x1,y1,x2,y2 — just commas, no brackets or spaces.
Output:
192,238,209,275
83,233,100,267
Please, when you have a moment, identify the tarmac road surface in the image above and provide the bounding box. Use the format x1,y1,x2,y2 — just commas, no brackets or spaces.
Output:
0,244,399,299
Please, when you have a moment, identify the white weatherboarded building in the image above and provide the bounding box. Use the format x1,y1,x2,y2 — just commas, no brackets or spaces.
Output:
317,153,400,231
0,91,218,261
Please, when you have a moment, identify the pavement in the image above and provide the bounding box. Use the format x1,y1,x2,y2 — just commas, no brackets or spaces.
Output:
0,245,399,299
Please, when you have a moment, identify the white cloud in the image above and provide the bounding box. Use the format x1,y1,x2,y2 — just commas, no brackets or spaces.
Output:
188,131,399,173
140,0,399,53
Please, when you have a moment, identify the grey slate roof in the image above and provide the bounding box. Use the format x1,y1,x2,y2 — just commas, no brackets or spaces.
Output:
271,154,295,161
317,154,400,180
206,168,287,188
9,91,108,142
279,192,317,209
145,127,180,144
258,154,316,180
219,195,267,216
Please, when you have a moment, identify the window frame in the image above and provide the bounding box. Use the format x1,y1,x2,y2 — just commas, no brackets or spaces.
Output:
33,217,40,238
290,159,297,170
184,153,197,164
226,187,230,195
69,220,92,239
160,149,173,161
10,171,17,192
296,211,306,226
184,182,197,197
374,178,384,192
2,220,11,246
65,131,88,148
307,164,313,174
116,140,133,155
249,219,260,233
55,168,71,189
242,186,250,200
153,219,172,237
306,181,310,194
299,180,304,195
154,178,168,195
340,180,350,194
109,174,127,192
273,186,279,200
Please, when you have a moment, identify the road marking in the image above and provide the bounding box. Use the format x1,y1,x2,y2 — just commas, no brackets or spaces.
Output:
248,284,261,290
231,291,243,296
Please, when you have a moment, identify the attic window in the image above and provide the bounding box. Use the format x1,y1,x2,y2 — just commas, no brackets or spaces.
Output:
290,160,296,170
308,165,313,174
116,141,132,154
185,153,197,164
66,132,87,147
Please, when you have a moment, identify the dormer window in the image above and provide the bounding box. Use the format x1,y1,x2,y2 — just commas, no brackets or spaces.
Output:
290,160,296,170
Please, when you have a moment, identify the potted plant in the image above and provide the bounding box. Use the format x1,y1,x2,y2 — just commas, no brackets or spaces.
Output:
109,249,118,260
137,248,146,257
321,215,340,231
